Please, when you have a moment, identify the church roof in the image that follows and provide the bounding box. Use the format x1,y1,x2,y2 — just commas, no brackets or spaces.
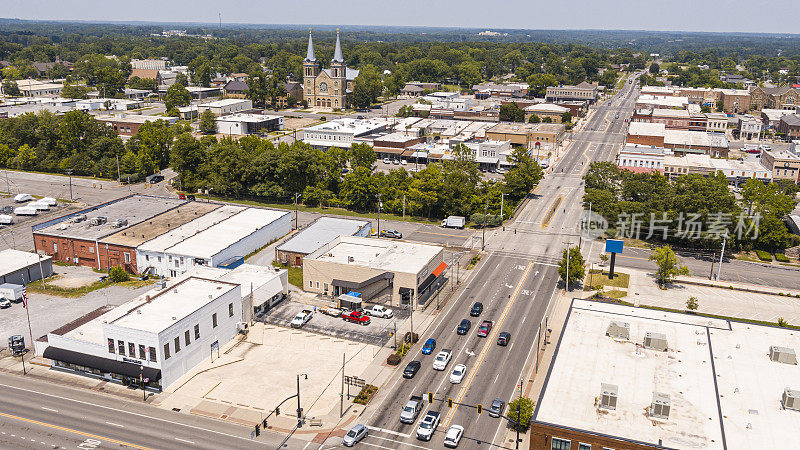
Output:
322,67,360,81
332,30,344,63
305,31,316,62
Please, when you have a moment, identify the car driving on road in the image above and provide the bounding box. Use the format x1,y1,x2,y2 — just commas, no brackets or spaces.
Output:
497,331,511,346
456,319,471,335
489,398,505,418
477,320,493,337
416,411,440,441
449,364,467,384
342,424,368,446
403,361,421,379
470,302,483,317
422,338,436,355
432,349,452,370
443,424,464,448
379,229,403,239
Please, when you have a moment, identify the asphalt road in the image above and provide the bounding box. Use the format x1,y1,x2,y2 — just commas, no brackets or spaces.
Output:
0,372,303,449
351,74,643,449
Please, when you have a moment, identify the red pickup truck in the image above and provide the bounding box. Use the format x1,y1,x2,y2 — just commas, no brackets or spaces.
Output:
342,311,371,325
477,320,494,337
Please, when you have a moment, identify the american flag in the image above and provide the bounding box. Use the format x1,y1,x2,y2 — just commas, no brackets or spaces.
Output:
22,282,27,309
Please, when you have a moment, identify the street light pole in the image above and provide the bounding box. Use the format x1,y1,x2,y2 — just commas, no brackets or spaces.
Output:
482,190,489,251
297,373,307,427
377,193,382,236
716,233,727,281
294,193,301,230
65,169,73,201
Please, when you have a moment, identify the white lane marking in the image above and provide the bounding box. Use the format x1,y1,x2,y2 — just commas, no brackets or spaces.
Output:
365,426,412,438
493,373,500,384
367,434,431,449
521,316,526,325
105,421,124,428
302,441,312,450
40,407,58,413
361,442,395,450
0,382,265,445
175,438,195,444
509,342,515,352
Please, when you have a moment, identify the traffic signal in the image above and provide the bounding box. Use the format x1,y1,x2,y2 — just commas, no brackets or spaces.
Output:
428,392,434,403
476,404,483,414
262,418,268,428
447,398,453,408
255,424,260,436
275,406,280,415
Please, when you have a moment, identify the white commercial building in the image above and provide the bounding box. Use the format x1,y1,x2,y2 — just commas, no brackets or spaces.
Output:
215,113,284,135
130,59,168,71
41,276,242,390
137,206,290,277
532,299,800,450
738,115,763,140
197,98,253,116
302,118,391,150
617,143,668,173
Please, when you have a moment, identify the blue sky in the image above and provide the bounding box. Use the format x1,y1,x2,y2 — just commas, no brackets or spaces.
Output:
4,0,798,34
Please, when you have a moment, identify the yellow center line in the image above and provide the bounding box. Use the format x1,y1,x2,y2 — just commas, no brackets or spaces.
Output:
442,262,535,428
0,411,153,450
540,190,564,229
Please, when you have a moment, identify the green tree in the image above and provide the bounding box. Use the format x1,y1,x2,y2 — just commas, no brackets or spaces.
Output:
716,99,725,112
2,80,20,97
649,245,689,288
503,147,543,200
340,166,378,210
199,110,217,135
649,62,660,74
61,82,89,99
499,102,525,122
506,397,535,432
164,83,191,111
542,116,553,123
175,72,189,87
686,296,699,312
108,266,130,282
128,76,157,91
245,73,270,108
561,111,572,124
348,143,377,169
528,114,540,123
352,65,383,109
558,246,585,287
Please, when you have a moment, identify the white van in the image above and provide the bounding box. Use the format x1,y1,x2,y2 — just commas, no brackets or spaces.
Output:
28,201,50,211
13,193,33,203
14,206,38,216
39,197,58,206
0,214,13,225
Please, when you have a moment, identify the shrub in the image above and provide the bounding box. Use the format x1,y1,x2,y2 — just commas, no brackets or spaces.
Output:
686,296,699,312
108,266,130,282
775,253,790,262
353,384,378,405
755,250,773,261
403,331,419,344
778,317,789,327
120,173,141,183
387,354,401,365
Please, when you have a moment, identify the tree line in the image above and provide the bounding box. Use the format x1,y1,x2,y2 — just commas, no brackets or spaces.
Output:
583,162,799,252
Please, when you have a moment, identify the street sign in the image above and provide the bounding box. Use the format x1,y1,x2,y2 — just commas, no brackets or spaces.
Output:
605,239,624,254
344,376,365,388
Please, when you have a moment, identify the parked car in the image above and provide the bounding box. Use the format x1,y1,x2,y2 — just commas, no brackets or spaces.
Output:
449,364,467,384
433,349,452,371
489,398,505,418
477,320,493,337
290,309,313,328
497,331,511,346
342,311,371,325
146,174,165,184
380,229,402,239
0,298,11,309
365,305,393,318
342,424,368,446
393,159,400,165
416,411,440,441
443,425,464,448
400,395,424,423
39,197,57,206
383,157,392,164
456,319,471,335
441,216,466,229
13,193,32,203
422,338,436,355
0,214,13,225
470,302,483,317
401,159,408,165
403,361,421,379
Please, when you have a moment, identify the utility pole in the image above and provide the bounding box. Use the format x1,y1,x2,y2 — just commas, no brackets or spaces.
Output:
115,153,121,183
294,193,301,230
4,170,9,194
482,190,489,251
296,373,307,427
377,193,382,236
716,233,727,281
37,253,46,290
500,192,504,229
340,354,345,418
402,194,405,221
65,169,73,201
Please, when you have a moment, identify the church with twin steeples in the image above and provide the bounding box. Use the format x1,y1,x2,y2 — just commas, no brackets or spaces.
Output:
303,29,359,110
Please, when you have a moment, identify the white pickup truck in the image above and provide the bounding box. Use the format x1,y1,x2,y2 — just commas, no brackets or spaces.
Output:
364,305,393,319
290,309,314,328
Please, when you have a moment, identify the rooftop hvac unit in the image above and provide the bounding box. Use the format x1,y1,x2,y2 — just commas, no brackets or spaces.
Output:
606,321,630,340
89,216,107,226
644,332,668,351
599,383,618,411
783,388,800,412
650,392,671,420
770,346,797,365
72,214,87,223
111,218,128,228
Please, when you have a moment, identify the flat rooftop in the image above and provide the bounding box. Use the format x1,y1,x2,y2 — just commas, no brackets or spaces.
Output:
165,207,289,259
137,204,245,253
35,195,186,241
277,217,370,255
217,113,282,123
203,98,251,107
109,277,239,334
534,299,800,450
99,202,220,247
307,235,442,275
0,249,52,275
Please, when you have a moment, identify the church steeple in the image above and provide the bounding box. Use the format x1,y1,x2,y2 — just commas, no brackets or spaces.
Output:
332,29,344,63
305,29,316,62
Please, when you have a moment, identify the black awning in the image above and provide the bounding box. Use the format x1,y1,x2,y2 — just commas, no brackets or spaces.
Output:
43,346,161,381
418,272,440,293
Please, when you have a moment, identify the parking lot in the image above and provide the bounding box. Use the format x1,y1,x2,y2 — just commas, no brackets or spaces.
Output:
258,298,409,347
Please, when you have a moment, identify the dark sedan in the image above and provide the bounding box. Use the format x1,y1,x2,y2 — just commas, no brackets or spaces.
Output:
497,331,511,346
469,302,483,317
456,319,471,335
403,360,421,379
